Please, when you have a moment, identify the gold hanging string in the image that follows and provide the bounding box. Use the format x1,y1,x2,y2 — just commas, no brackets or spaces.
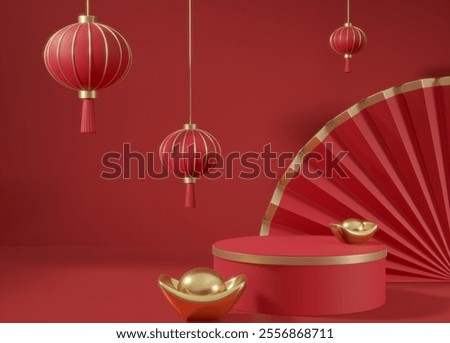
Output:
86,0,90,16
188,0,193,124
346,0,350,23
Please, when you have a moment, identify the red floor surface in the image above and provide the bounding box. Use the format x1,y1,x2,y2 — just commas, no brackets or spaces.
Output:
1,247,449,323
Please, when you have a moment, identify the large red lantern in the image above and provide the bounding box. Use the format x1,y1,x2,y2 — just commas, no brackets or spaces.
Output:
160,124,221,208
43,0,132,133
329,0,367,73
159,0,221,208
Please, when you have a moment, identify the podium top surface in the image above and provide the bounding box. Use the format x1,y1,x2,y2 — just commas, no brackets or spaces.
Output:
213,236,387,266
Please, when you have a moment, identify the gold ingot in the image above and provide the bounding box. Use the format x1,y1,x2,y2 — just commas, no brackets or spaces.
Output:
158,268,247,321
177,268,227,296
330,218,378,244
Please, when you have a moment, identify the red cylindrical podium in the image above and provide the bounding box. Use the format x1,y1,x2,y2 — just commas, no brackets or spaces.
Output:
213,236,386,316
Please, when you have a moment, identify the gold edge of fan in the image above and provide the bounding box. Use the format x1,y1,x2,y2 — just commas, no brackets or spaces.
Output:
260,76,450,236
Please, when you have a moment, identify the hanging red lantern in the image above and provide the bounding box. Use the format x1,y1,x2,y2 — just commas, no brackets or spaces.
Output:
159,0,221,208
329,0,367,73
43,0,132,133
159,124,221,208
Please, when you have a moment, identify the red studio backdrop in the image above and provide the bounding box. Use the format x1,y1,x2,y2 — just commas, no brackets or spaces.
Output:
2,0,450,260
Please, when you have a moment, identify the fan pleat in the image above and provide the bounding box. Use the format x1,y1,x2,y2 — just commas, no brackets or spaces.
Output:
272,189,449,278
422,87,450,255
275,161,450,277
262,78,450,282
385,92,450,266
323,134,450,276
386,251,450,280
359,99,450,267
387,267,450,281
353,106,450,272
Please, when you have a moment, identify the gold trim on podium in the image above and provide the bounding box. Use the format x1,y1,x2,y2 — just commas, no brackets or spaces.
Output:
213,246,387,266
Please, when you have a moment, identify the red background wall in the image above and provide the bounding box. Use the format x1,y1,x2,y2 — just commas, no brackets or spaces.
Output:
1,0,450,260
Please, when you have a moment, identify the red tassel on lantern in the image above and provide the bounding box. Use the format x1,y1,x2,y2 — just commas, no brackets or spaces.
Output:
159,124,221,208
81,98,95,133
344,57,351,73
43,3,132,133
184,181,196,208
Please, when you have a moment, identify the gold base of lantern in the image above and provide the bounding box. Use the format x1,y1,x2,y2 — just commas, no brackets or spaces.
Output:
183,177,197,184
79,90,97,99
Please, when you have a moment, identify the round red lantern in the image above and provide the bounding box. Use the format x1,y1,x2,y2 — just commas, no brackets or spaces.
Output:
159,0,221,208
43,3,132,133
159,124,221,208
329,22,367,73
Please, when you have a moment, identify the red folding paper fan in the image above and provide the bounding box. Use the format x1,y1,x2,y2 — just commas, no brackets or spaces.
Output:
261,77,450,282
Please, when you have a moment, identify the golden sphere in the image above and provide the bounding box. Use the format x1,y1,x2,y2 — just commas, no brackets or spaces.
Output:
177,268,227,296
342,218,365,232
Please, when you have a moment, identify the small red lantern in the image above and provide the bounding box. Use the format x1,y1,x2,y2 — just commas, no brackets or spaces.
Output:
43,1,132,133
159,0,221,208
159,124,221,208
329,0,367,73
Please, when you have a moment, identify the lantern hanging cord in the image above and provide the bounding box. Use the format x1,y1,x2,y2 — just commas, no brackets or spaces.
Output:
86,0,90,16
188,0,193,125
346,0,350,23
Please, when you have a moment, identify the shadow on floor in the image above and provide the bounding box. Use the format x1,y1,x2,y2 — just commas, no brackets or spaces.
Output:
219,286,450,323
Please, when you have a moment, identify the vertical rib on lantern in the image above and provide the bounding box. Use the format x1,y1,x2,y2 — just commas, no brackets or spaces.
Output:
43,4,132,133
